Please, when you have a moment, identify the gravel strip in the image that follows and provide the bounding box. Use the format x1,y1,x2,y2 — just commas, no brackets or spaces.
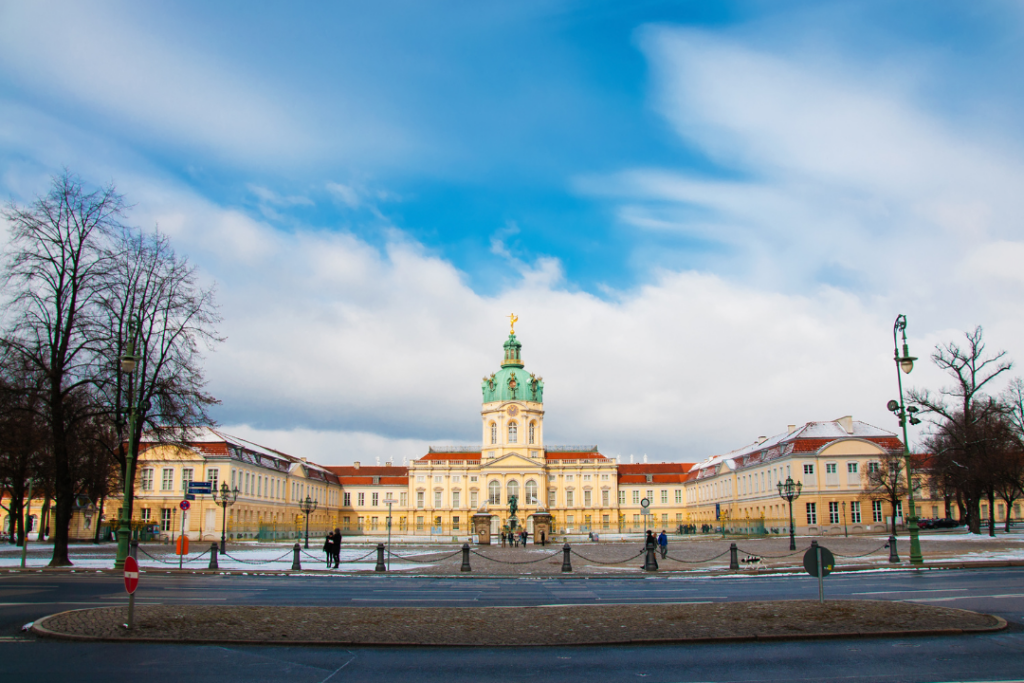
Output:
33,601,1004,646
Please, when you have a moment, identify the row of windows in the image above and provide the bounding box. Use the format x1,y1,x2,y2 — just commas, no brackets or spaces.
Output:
805,500,892,525
342,491,410,508
489,421,538,445
139,466,338,506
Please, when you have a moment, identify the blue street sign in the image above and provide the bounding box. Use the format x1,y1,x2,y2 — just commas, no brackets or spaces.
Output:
187,482,212,494
183,493,196,501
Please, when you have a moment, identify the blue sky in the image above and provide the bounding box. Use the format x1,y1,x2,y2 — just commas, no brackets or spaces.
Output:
3,1,1024,464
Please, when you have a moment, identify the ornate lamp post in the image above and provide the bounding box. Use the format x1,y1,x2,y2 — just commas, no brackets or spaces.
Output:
888,314,924,565
299,495,318,549
214,482,239,552
383,497,398,571
114,317,142,570
776,476,802,551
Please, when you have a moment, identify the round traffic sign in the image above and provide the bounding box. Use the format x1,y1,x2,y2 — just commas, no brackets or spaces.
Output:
179,500,191,511
640,498,650,507
803,545,835,577
123,556,139,594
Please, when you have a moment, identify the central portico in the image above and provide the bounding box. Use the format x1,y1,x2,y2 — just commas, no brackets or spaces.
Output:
409,320,618,542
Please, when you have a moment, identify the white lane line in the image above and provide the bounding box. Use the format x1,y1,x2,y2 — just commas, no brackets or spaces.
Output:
851,589,969,595
908,593,1024,603
349,598,478,602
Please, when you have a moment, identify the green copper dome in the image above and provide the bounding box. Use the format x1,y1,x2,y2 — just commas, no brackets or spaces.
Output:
481,333,544,403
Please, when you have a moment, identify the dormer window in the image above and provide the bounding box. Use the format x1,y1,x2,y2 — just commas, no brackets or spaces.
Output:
646,474,653,483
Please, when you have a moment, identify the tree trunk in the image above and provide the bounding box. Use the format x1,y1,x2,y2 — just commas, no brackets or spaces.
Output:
1003,497,1015,533
37,496,50,542
48,397,73,566
92,496,105,544
988,490,996,537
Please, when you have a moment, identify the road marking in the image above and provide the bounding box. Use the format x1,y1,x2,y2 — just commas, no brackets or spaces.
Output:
908,593,1024,603
851,589,969,595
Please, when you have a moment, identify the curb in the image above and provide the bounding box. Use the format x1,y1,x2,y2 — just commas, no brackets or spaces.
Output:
30,607,1008,648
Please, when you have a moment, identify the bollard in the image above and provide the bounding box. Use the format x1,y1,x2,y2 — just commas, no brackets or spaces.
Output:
208,543,219,570
887,535,900,563
291,543,301,571
644,542,659,571
729,542,739,570
561,543,572,572
460,543,471,572
130,539,138,561
375,543,386,572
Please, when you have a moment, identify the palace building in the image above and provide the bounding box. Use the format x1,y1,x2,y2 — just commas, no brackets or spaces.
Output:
108,323,1009,544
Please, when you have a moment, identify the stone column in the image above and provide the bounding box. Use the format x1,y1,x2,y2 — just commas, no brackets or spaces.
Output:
532,511,552,546
472,513,493,545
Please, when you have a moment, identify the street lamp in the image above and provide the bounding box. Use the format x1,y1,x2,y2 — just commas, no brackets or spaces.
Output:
888,313,924,565
114,317,142,570
842,501,848,537
383,497,398,570
214,482,239,553
776,476,802,551
299,495,318,549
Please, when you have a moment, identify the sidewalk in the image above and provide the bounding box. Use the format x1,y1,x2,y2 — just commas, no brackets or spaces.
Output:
31,600,1006,646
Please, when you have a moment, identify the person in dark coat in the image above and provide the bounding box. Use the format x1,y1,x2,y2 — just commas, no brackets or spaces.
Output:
658,530,668,559
323,532,336,568
332,528,342,568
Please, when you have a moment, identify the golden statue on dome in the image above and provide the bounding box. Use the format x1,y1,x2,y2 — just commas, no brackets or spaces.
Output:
508,313,518,334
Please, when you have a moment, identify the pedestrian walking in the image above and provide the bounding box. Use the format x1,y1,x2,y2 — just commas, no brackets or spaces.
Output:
540,531,546,546
332,528,342,568
501,531,506,548
658,529,668,559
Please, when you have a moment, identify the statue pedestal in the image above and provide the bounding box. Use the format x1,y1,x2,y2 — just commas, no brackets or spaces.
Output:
532,511,552,546
472,513,493,545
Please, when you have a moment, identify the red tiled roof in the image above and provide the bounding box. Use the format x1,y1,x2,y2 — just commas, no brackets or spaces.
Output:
617,463,693,474
326,466,410,476
416,453,482,461
545,452,607,460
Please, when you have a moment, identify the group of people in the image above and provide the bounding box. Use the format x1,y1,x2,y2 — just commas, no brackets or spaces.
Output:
322,528,343,568
500,529,529,547
645,529,669,559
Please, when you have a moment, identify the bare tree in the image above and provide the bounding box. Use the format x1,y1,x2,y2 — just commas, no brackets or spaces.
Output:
863,451,910,535
97,228,221,523
909,326,1013,535
995,378,1024,531
1,171,123,565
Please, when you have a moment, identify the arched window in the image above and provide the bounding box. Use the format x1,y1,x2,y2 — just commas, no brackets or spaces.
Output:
529,422,535,444
488,480,501,505
525,480,538,505
508,421,518,444
507,480,519,501
490,422,497,445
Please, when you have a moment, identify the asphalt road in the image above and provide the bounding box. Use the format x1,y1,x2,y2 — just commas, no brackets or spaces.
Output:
1,567,1022,683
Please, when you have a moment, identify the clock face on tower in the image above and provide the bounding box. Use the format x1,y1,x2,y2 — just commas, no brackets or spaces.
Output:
508,405,519,417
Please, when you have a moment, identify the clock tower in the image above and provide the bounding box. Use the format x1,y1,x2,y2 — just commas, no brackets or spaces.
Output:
480,327,545,462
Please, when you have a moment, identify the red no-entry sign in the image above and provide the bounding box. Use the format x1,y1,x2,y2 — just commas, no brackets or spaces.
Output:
179,500,191,511
124,556,139,594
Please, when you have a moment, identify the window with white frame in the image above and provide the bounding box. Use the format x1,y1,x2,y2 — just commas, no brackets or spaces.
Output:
529,422,535,444
470,476,478,482
601,473,609,481
434,476,443,483
357,492,365,506
583,474,591,481
660,490,668,504
548,489,556,507
872,500,883,522
206,468,219,492
806,502,817,525
632,490,640,504
141,469,154,491
141,508,151,521
161,468,174,491
434,491,442,508
489,480,501,505
416,491,424,509
508,421,517,444
343,492,351,506
803,463,814,475
182,467,194,493
525,480,538,505
829,501,840,524
161,508,172,531
417,475,425,483
602,489,609,506
490,422,497,444
470,491,478,508
868,461,880,473
507,480,519,501
566,490,574,507
825,462,838,486
675,489,682,504
372,492,379,506
452,491,460,508
850,501,861,523
847,462,859,485
618,490,625,505
400,492,408,506
584,490,592,507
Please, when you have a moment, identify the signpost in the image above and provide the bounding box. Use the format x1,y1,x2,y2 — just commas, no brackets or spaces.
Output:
188,482,212,495
383,497,398,570
123,556,139,629
640,498,650,538
177,500,191,569
803,541,835,603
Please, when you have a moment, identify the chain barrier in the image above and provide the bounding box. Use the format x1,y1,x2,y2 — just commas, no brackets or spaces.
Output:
301,549,327,562
220,549,295,565
470,549,563,565
385,548,464,563
663,548,732,564
569,549,645,565
182,549,211,564
832,543,890,558
734,546,810,559
136,546,189,565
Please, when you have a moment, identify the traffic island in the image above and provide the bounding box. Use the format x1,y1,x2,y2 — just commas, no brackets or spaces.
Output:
32,600,1005,646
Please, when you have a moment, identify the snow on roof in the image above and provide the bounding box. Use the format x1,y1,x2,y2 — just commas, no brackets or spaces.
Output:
690,417,899,477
